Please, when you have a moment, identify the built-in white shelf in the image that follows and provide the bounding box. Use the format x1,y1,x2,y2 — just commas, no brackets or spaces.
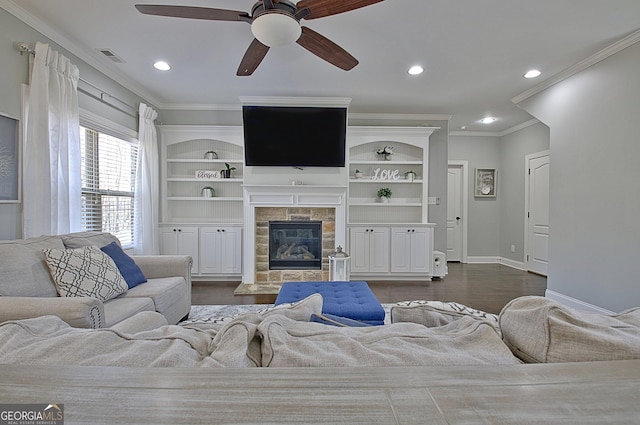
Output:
167,197,243,201
167,178,243,182
349,178,423,183
349,160,423,165
166,159,243,164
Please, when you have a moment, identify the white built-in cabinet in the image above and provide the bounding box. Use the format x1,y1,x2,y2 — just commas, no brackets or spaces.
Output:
199,226,242,275
347,126,438,279
390,227,432,274
159,226,199,274
159,126,244,279
349,226,390,274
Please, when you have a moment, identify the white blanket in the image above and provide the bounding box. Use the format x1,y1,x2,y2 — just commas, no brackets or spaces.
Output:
0,294,520,367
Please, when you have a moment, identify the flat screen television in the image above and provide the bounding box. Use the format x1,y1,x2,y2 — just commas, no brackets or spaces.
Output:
242,105,346,167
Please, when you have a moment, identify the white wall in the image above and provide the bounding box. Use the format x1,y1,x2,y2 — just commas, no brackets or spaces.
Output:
518,40,640,312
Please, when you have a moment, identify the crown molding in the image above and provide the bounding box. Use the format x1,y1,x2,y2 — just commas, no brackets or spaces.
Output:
512,28,640,105
1,0,162,107
238,96,352,107
158,103,241,111
449,119,541,137
348,113,452,122
449,131,501,137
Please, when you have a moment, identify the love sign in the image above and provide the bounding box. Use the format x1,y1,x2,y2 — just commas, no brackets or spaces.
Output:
371,168,400,181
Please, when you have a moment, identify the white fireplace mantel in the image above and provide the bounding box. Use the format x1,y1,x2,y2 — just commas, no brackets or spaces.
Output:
242,185,347,284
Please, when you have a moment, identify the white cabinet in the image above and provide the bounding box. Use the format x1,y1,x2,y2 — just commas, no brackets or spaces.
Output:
391,227,432,274
159,226,199,274
349,226,390,274
199,226,242,275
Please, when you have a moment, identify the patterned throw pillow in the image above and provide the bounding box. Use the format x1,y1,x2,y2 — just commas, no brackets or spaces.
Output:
43,245,129,302
390,300,501,336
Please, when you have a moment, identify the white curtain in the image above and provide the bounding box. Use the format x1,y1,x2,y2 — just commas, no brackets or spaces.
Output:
23,42,81,238
133,103,160,254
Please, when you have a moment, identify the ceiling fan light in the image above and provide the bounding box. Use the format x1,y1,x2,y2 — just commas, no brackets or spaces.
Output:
251,12,301,47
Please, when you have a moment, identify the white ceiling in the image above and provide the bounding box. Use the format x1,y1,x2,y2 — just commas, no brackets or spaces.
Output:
5,0,640,132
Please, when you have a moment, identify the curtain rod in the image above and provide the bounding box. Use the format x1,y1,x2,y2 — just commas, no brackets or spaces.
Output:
15,42,138,119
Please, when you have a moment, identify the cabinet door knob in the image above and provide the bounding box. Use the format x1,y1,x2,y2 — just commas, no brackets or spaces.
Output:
173,228,177,232
178,229,182,232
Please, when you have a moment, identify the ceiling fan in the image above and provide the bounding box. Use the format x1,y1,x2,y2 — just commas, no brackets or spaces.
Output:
135,0,384,76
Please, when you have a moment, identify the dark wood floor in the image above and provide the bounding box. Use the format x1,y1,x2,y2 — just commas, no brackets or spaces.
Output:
191,263,547,315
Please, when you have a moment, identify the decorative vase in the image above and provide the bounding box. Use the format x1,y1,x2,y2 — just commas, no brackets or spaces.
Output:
201,187,215,197
380,197,390,203
354,172,363,179
221,169,231,178
204,151,218,160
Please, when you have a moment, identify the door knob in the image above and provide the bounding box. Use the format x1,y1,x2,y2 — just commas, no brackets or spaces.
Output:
456,217,461,221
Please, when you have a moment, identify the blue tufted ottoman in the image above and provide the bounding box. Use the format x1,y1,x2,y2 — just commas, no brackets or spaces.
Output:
275,281,385,325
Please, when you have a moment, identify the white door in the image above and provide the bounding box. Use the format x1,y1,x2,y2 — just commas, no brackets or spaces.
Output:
390,228,412,273
447,166,463,261
160,226,199,273
369,227,390,273
219,227,242,274
526,153,550,276
410,228,431,273
349,227,371,273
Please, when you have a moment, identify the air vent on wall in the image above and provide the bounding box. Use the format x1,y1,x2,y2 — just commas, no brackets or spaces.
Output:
97,48,125,63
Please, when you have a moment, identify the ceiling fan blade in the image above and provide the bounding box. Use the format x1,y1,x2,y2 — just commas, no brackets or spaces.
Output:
296,0,383,20
296,26,358,71
237,39,270,76
135,5,250,22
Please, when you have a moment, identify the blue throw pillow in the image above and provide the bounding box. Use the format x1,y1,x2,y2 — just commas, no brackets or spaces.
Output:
100,242,147,289
310,313,372,327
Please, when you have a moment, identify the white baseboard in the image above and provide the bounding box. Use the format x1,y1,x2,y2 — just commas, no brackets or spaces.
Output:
498,257,525,270
466,256,499,264
545,290,614,314
465,256,525,271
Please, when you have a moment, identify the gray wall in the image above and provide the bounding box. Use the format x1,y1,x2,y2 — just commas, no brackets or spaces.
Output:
0,8,152,239
518,41,640,312
448,135,501,258
499,123,550,262
427,121,449,254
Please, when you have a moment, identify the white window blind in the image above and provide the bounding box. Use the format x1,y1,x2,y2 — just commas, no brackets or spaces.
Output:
80,126,138,247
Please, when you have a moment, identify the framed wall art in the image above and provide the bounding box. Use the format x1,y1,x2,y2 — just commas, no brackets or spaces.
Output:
475,168,496,198
0,113,20,203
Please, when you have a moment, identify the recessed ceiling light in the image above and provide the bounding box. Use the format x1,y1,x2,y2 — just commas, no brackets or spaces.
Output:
408,65,424,75
480,117,497,124
524,69,541,79
153,61,171,71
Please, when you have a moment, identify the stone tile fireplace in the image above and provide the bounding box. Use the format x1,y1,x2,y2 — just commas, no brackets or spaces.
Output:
256,208,334,284
241,185,347,286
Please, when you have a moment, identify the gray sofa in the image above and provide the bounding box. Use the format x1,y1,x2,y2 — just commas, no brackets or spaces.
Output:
0,231,192,328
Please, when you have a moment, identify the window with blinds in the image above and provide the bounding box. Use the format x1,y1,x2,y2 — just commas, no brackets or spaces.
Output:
80,126,138,247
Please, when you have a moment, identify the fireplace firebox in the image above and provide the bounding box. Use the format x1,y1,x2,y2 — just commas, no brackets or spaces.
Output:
269,221,322,270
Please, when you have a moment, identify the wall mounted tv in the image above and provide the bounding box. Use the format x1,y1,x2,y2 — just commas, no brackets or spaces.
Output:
242,105,347,167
